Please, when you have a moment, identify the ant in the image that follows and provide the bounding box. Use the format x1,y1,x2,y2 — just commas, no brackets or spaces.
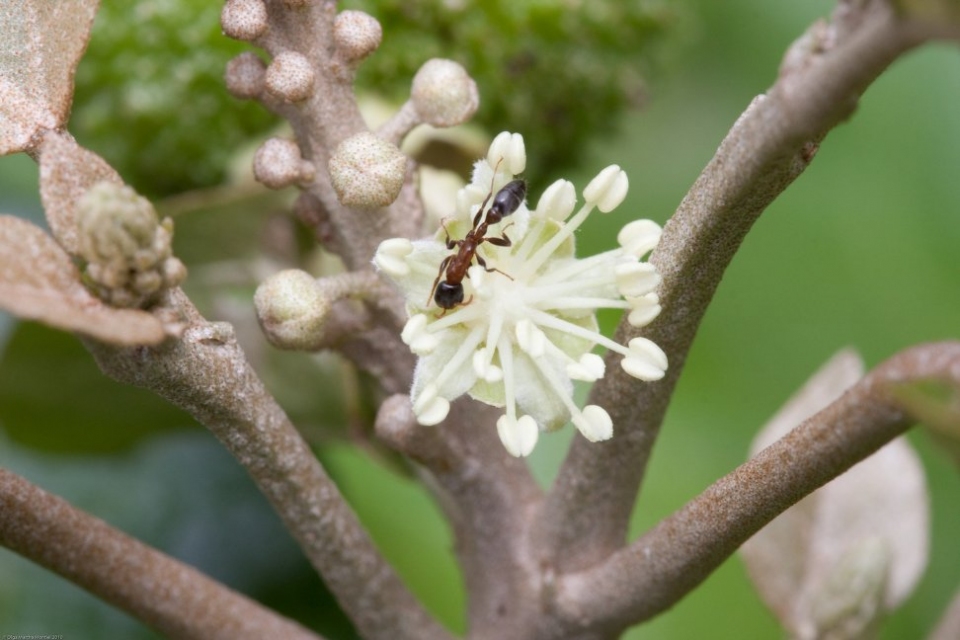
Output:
429,175,527,311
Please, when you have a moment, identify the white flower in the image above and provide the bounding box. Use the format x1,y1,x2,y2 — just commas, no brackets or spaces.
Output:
374,132,667,457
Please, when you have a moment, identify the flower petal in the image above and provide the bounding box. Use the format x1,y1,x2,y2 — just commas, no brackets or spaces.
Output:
515,318,547,357
374,237,413,276
615,262,661,297
573,405,613,442
487,131,526,175
621,337,668,380
626,293,662,327
497,414,539,457
535,179,576,221
401,314,440,354
583,165,628,213
413,385,450,425
617,219,662,258
567,352,605,381
473,348,503,382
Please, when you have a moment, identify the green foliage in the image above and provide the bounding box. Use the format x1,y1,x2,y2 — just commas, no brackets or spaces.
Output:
71,1,275,197
0,322,194,453
344,0,674,186
0,431,352,639
70,1,673,196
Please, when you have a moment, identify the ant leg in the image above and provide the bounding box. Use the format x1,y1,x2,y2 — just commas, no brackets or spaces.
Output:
472,157,506,227
439,218,458,249
473,191,493,228
484,221,514,247
475,253,514,281
428,255,453,306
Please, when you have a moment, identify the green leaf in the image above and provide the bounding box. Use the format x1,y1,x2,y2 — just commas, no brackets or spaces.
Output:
0,321,191,453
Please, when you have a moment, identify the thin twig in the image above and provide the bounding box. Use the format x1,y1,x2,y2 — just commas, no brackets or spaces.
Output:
85,289,450,640
0,468,323,640
550,341,960,636
538,0,957,572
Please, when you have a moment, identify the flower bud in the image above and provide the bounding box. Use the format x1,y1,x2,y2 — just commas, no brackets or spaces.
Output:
254,269,329,350
411,59,479,128
253,138,314,189
333,11,382,62
77,182,186,308
225,52,266,99
265,51,316,102
221,0,268,41
328,132,406,208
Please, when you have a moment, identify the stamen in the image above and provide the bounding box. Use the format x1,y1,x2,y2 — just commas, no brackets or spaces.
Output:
526,308,630,358
518,203,596,279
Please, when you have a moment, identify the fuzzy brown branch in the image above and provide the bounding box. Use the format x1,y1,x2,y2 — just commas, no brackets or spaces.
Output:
548,341,960,636
376,394,545,635
537,0,960,573
242,0,420,270
0,467,322,640
85,289,450,640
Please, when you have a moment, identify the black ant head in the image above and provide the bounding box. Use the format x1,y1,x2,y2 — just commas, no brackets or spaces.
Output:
486,179,527,225
434,280,465,309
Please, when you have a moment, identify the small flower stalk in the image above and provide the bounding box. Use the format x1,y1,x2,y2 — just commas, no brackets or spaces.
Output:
375,132,667,457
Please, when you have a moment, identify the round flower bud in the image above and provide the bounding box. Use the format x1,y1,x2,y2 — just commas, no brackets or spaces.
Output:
333,11,382,61
265,51,316,102
254,269,329,350
410,59,479,127
328,132,406,208
221,0,268,42
254,138,314,189
225,52,267,99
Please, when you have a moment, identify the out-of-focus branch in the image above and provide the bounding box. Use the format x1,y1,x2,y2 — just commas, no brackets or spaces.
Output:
550,342,960,636
930,586,960,640
538,0,960,572
85,289,450,640
0,468,323,640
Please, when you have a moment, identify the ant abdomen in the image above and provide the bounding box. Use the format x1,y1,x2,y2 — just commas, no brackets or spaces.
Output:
434,281,465,309
486,180,527,224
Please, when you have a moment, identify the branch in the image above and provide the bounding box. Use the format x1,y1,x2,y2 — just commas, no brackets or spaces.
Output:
538,0,960,571
85,289,449,640
0,468,322,640
550,341,960,635
930,586,960,640
376,394,545,632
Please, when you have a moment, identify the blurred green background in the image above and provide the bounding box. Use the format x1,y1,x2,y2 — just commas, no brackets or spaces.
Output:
1,0,958,638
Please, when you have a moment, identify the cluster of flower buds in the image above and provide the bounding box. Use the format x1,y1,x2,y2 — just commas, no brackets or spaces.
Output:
76,182,186,308
222,1,478,215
